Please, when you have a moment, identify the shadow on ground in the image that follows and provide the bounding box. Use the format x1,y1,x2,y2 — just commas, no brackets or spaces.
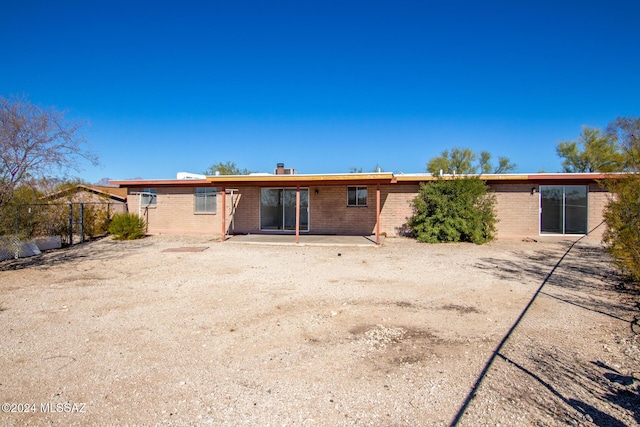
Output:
477,243,639,327
453,241,640,426
0,237,155,271
493,350,640,426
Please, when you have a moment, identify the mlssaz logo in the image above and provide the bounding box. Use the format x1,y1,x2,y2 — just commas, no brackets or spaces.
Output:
40,402,86,413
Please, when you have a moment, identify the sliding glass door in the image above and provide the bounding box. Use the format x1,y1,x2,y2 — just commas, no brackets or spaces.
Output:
540,185,588,235
260,188,309,231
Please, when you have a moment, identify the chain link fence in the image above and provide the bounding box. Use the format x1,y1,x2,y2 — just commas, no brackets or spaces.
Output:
13,202,127,244
1,202,127,260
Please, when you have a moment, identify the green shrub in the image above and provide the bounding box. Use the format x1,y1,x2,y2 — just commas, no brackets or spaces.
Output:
602,175,640,283
108,213,146,240
409,177,497,244
83,204,112,238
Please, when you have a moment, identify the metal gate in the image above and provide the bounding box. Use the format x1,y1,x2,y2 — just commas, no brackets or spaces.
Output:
10,201,127,245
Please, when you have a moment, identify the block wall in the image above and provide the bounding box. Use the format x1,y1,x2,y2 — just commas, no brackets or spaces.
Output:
231,186,381,235
127,187,230,235
489,183,540,238
310,185,376,235
378,184,420,236
587,182,611,240
230,184,417,237
125,182,612,240
231,187,260,234
488,182,610,240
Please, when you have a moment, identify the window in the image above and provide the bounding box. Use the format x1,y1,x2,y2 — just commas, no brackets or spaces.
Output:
260,188,308,231
195,187,217,213
540,185,588,235
141,188,157,207
347,186,367,206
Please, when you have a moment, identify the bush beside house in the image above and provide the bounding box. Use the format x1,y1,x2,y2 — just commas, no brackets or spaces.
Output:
409,177,497,244
108,213,146,240
603,175,640,283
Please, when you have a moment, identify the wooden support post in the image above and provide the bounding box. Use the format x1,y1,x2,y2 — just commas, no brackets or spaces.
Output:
295,185,300,244
221,187,226,241
376,184,381,245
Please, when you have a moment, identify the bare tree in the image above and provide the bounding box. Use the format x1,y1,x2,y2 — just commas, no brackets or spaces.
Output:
0,95,97,206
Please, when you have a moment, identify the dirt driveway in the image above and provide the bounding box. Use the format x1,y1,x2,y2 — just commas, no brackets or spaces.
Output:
1,236,638,426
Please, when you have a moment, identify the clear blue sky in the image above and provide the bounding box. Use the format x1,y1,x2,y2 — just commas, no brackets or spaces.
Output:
2,1,639,182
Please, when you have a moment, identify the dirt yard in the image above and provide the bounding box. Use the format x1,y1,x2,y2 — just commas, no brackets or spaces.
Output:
0,235,638,426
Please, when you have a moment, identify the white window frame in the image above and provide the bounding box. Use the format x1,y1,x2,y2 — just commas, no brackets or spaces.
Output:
194,187,217,214
141,188,157,207
347,186,368,207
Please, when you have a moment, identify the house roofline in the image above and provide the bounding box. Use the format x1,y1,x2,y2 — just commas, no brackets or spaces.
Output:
110,172,631,187
394,172,628,182
109,179,210,187
110,173,395,187
44,184,128,202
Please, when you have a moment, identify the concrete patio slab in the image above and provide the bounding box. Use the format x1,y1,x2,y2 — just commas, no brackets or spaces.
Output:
225,234,384,246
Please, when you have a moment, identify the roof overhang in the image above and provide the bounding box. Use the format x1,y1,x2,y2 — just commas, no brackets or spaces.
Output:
109,172,629,188
110,173,396,187
393,172,623,183
109,179,210,187
205,172,395,187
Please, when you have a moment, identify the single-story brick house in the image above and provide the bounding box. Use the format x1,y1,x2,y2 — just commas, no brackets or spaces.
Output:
110,166,615,243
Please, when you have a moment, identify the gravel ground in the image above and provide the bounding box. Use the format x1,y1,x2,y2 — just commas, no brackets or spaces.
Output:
0,235,638,426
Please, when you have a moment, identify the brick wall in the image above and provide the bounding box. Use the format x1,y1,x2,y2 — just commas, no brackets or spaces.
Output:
379,184,419,236
587,182,611,240
231,184,417,237
127,186,231,235
310,185,375,234
489,183,540,238
231,187,260,233
488,182,610,240
378,181,610,240
125,181,612,240
232,186,381,235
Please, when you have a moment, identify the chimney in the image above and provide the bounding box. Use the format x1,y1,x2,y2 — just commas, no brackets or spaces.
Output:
275,163,285,175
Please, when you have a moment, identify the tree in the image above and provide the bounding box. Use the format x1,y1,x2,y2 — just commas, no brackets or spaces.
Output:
427,148,516,175
428,148,476,175
492,156,516,174
606,117,640,171
600,117,640,283
0,95,97,208
602,174,640,283
556,126,624,172
203,161,251,175
0,177,115,241
408,177,497,244
0,182,42,237
479,151,492,174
